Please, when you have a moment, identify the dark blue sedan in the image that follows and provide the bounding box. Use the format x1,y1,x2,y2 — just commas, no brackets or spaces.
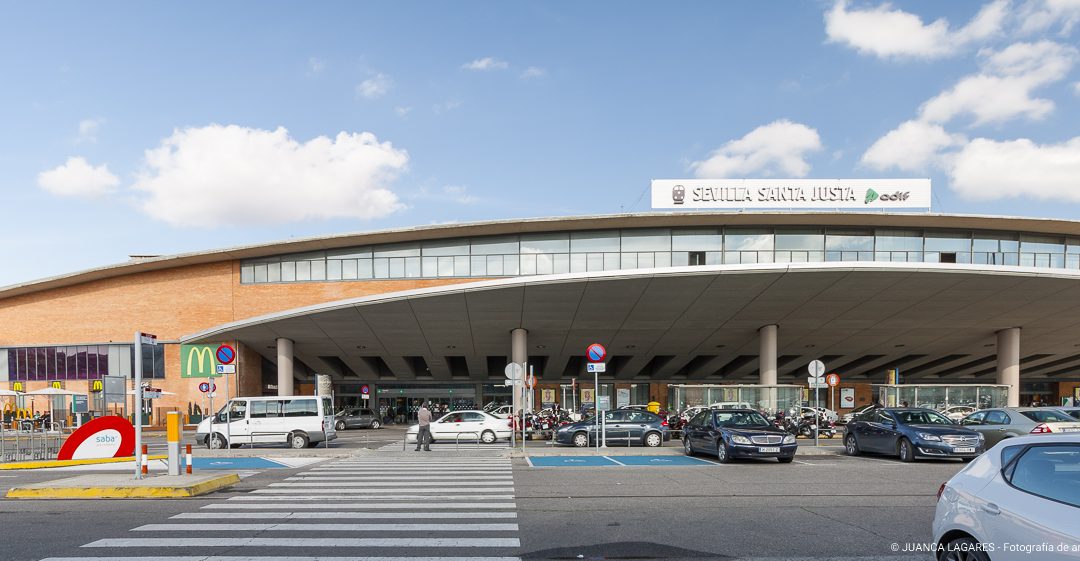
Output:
844,407,985,462
682,409,797,463
555,409,670,447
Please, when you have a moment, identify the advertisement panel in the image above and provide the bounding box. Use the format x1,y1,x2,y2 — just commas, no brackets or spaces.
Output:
651,179,931,210
581,389,595,405
616,388,630,408
181,344,227,378
840,388,855,409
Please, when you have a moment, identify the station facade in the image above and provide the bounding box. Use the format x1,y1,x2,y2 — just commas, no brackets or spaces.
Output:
3,211,1080,425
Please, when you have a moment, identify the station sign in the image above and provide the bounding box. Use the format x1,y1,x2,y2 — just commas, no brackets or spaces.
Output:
587,363,606,373
181,343,234,378
651,179,931,210
57,416,136,461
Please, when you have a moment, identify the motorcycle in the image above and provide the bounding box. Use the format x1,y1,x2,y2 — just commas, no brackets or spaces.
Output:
796,414,836,438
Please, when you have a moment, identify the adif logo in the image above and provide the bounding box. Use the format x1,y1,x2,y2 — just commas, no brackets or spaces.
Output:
864,189,879,204
672,184,685,205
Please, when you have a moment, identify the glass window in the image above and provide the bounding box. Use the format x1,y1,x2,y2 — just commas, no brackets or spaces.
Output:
253,264,268,283
266,262,281,282
388,258,405,277
405,257,421,278
571,231,620,253
284,399,318,417
471,256,487,276
621,229,670,252
985,410,1010,425
454,256,470,276
226,400,247,420
586,253,603,271
775,229,824,250
421,240,469,256
875,229,922,251
1068,238,1080,255
471,236,519,255
1006,445,1080,508
240,265,254,283
826,229,874,251
503,255,519,275
310,260,326,280
521,233,569,254
375,244,421,258
326,260,341,280
373,258,389,278
973,233,1015,252
486,255,503,276
295,260,311,281
961,411,987,426
925,231,971,252
553,254,570,273
327,247,372,259
281,261,296,282
672,229,721,251
535,254,554,275
725,229,773,251
437,256,454,276
1021,234,1065,254
358,259,373,279
570,253,587,272
341,259,358,280
520,254,537,275
1021,410,1077,423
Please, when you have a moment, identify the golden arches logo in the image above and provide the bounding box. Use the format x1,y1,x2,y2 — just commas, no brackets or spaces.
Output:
91,380,103,392
186,346,215,377
12,382,23,392
51,381,62,389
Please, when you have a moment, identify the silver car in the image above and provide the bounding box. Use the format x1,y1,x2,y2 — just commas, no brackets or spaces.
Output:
959,407,1080,447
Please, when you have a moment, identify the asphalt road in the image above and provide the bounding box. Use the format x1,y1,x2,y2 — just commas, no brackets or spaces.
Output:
0,443,965,561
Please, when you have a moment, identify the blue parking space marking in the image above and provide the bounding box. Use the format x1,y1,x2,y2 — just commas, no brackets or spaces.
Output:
606,455,716,466
527,456,619,467
183,457,289,470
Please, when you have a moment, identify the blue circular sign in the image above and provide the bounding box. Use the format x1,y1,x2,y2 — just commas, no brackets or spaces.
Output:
198,382,210,392
360,384,370,395
216,345,236,365
586,343,606,362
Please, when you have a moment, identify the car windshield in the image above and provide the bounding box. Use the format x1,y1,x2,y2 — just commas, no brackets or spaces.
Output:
895,410,953,425
1021,410,1077,423
714,411,770,427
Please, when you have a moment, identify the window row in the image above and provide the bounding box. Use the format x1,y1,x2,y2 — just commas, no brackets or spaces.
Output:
2,344,164,381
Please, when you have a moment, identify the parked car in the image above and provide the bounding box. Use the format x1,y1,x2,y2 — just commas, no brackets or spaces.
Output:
683,408,797,463
196,396,337,449
959,407,1080,448
940,405,977,421
1058,407,1080,421
334,407,381,430
840,404,877,424
555,409,669,447
710,401,754,410
933,434,1080,560
405,410,512,444
844,407,984,462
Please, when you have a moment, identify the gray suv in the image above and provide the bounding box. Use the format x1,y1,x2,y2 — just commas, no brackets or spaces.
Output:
335,407,381,430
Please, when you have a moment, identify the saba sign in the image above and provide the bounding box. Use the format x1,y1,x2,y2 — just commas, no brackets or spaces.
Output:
651,179,931,210
57,416,136,461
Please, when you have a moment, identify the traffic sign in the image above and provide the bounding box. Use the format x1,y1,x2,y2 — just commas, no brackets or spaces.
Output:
215,344,236,365
587,362,606,373
198,382,217,393
807,376,827,389
139,333,158,346
826,373,840,387
144,388,162,399
504,363,523,380
526,372,536,388
808,360,825,377
586,343,607,363
216,364,236,374
360,384,370,395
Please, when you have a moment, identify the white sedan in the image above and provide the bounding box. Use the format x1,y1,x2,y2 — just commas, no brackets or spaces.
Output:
933,433,1080,560
941,405,977,421
405,410,512,444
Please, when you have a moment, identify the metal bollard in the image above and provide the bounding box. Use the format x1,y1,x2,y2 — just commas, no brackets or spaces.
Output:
141,444,149,476
166,412,181,476
185,444,193,475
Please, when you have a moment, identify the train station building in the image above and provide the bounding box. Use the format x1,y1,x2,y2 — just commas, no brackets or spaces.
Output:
3,180,1080,424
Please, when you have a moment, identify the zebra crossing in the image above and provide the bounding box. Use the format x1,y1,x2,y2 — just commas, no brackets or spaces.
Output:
39,455,521,561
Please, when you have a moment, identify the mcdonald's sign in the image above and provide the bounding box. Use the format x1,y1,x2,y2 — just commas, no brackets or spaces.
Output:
11,381,23,392
91,380,103,392
51,381,63,390
181,344,226,378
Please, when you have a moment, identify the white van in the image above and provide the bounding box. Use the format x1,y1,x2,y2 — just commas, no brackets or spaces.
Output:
195,396,337,449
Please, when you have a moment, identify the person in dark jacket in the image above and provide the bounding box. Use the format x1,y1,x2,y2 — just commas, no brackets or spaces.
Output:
415,402,433,452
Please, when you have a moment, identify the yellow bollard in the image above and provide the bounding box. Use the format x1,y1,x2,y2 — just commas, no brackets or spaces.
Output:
166,411,182,476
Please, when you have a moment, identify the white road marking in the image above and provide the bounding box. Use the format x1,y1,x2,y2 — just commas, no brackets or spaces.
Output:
227,494,517,501
603,456,627,466
174,511,517,519
270,481,512,487
203,502,517,510
47,557,521,561
284,476,514,481
84,538,521,548
134,523,520,532
252,487,515,494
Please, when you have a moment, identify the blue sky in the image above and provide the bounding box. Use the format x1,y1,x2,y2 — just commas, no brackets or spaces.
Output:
2,1,1079,286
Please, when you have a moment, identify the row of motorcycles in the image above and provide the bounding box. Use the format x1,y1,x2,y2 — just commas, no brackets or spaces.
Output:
667,408,837,438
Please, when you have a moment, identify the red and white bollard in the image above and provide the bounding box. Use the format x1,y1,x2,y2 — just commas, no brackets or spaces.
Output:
185,444,193,475
140,444,149,475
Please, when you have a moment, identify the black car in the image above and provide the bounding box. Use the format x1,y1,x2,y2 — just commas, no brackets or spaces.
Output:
683,409,797,463
844,407,984,462
334,407,381,430
555,409,670,447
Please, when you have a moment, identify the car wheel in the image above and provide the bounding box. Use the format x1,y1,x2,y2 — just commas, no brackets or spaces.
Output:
716,440,733,464
898,438,915,463
335,420,345,431
481,430,497,444
572,432,589,447
208,433,227,450
644,432,662,447
683,437,694,456
370,420,381,429
844,434,860,456
289,432,309,449
940,536,990,561
777,456,794,464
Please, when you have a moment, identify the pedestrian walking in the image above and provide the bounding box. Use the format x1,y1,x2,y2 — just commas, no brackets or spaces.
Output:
415,401,433,452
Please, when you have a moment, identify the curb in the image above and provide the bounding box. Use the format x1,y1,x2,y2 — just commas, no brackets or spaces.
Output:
0,455,167,470
5,473,240,499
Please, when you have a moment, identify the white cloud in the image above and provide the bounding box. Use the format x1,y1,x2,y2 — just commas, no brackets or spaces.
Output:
690,120,823,178
132,125,408,227
356,73,392,99
308,57,325,74
37,156,119,197
76,118,105,144
520,66,546,79
1016,0,1080,35
1074,81,1080,94
824,0,1007,59
433,100,463,114
861,120,967,171
394,106,412,117
919,41,1077,125
949,136,1080,201
441,185,480,204
461,57,509,71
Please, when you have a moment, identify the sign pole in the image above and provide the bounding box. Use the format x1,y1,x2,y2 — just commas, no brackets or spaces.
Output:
814,385,820,448
594,369,599,452
133,332,143,480
225,372,231,456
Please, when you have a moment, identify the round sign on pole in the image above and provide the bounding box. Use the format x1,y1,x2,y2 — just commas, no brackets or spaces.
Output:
826,373,841,387
216,344,236,365
360,384,370,395
199,382,210,393
504,363,524,380
586,343,607,363
808,360,825,377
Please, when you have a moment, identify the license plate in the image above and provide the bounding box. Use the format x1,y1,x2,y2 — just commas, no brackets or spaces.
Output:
953,447,975,453
758,446,780,453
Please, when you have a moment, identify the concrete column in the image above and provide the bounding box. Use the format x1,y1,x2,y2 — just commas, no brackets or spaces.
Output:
997,328,1020,407
759,325,778,385
511,328,528,367
276,337,295,396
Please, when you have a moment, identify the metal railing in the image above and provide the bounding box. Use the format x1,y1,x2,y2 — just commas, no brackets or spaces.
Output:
1,423,63,463
454,431,481,450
